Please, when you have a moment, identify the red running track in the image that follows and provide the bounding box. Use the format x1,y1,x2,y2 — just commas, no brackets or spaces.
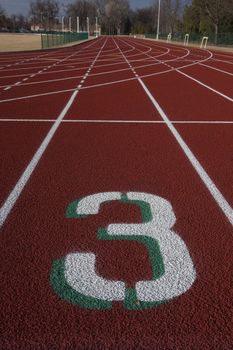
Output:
0,36,233,350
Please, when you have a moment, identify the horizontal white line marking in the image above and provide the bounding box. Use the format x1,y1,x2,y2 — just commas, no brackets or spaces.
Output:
0,119,233,124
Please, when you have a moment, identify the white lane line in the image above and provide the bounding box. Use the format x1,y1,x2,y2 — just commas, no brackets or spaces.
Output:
0,38,107,228
121,37,233,104
212,52,233,60
140,78,233,226
0,44,173,81
0,119,56,122
0,43,231,104
3,80,23,90
115,37,233,226
178,70,233,102
0,91,77,228
212,57,233,65
64,120,233,124
0,119,233,124
200,62,233,76
0,39,100,93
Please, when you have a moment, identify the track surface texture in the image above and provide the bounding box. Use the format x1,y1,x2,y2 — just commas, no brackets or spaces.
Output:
0,37,233,350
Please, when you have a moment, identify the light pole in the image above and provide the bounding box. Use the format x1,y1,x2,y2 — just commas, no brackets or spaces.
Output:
156,0,161,40
69,16,72,32
87,17,90,35
61,16,64,32
95,17,98,37
40,12,43,31
77,16,79,33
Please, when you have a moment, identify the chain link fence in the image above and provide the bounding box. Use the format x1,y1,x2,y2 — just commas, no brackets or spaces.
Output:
41,32,89,49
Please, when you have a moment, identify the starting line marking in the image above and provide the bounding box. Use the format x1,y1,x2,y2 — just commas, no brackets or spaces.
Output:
0,119,233,124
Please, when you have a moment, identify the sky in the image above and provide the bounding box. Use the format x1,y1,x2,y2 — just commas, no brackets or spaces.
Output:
0,0,153,16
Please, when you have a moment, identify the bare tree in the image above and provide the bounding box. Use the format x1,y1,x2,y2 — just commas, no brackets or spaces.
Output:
131,7,155,34
30,0,59,31
158,0,183,35
0,4,7,29
66,0,97,32
103,0,129,34
152,0,189,35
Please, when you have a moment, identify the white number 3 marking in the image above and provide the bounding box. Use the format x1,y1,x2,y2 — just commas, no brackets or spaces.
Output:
51,192,196,310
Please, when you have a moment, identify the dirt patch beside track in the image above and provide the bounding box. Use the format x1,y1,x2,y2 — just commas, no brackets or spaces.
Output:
0,33,42,52
0,33,96,52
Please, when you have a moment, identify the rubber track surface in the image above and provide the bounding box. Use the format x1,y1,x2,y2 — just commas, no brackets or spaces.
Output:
0,36,232,350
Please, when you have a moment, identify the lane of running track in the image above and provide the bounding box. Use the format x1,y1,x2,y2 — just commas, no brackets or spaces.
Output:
0,36,233,350
1,121,232,349
0,38,106,209
117,37,233,207
0,39,104,114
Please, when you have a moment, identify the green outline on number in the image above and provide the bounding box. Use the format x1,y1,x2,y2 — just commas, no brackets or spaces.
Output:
51,194,166,310
98,227,165,310
50,258,112,310
66,198,88,219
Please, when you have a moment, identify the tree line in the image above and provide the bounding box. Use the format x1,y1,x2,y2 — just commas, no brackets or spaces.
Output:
0,0,233,40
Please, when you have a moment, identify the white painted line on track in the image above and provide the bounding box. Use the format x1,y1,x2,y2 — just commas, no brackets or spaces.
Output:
178,70,233,102
0,119,233,124
0,41,231,110
65,119,233,124
212,52,233,60
200,62,233,76
0,92,78,228
0,47,63,71
139,79,233,225
0,119,56,122
114,37,233,226
120,37,233,104
0,48,200,84
212,57,233,66
0,59,197,89
0,52,221,103
0,41,172,79
0,37,107,228
0,39,100,93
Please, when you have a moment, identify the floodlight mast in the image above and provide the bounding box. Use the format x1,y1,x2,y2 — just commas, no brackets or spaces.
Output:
156,0,161,40
96,17,98,37
69,16,72,32
87,17,90,34
77,17,79,33
61,16,64,32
